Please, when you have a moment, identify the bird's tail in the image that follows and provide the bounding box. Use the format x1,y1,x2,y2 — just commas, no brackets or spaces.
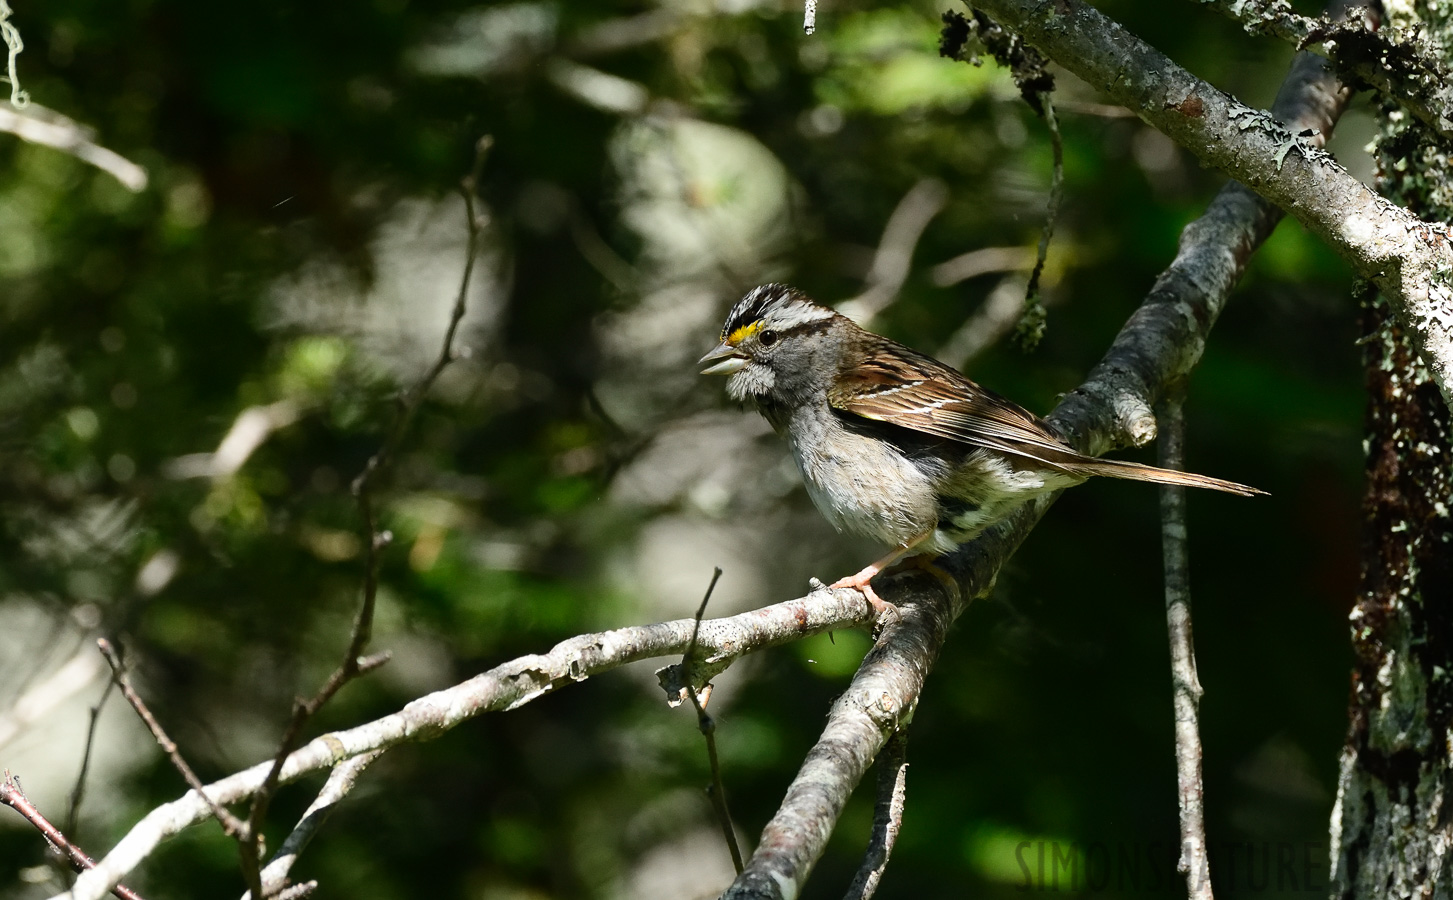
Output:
1060,456,1266,497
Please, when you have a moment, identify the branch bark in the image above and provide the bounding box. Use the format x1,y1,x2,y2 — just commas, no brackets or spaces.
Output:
965,0,1453,410
1199,0,1453,143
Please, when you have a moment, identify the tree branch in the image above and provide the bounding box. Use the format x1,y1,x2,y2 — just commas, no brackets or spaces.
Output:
0,102,147,191
1198,0,1453,143
966,0,1453,410
49,590,878,900
682,568,745,875
718,20,1355,899
842,731,909,900
1,773,147,900
836,178,949,325
240,751,383,900
97,639,250,839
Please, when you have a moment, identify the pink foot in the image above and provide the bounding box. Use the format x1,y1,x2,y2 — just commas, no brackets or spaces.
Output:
829,566,899,617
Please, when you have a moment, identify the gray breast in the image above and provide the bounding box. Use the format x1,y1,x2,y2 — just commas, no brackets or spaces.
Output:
779,402,941,548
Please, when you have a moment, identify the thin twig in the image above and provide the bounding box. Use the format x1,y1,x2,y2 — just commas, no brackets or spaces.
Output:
681,568,743,874
1,772,146,900
240,134,494,899
1016,95,1062,353
803,0,817,35
65,677,116,838
836,179,950,324
97,639,249,839
241,751,383,900
1158,393,1213,900
842,730,908,900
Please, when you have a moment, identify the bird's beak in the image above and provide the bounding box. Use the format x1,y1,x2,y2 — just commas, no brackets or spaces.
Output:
699,341,748,375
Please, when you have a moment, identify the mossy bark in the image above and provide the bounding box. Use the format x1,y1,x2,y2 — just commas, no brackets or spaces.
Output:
1330,3,1453,896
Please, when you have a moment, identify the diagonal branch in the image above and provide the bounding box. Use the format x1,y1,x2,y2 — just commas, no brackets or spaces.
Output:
240,750,383,900
1,773,147,900
719,20,1355,899
842,730,909,900
964,0,1453,410
0,102,147,190
97,639,250,839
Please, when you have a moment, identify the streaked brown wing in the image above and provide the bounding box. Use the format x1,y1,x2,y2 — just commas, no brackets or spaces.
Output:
827,338,1078,465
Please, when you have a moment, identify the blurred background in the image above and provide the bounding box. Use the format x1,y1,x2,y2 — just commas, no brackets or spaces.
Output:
0,0,1366,897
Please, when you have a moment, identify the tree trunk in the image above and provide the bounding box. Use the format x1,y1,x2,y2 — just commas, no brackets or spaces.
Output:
1330,3,1453,895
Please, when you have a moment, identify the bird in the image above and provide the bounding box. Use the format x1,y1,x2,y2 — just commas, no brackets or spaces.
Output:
699,283,1264,612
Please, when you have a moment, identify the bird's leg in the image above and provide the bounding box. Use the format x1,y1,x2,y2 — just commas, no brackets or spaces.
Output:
905,555,961,608
829,530,934,615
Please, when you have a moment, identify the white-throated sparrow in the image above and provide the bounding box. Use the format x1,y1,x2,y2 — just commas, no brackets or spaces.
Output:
700,283,1263,611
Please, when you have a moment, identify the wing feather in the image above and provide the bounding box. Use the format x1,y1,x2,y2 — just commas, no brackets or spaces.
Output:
827,339,1078,467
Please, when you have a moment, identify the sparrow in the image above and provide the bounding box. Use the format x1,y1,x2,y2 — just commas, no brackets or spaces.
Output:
699,283,1263,611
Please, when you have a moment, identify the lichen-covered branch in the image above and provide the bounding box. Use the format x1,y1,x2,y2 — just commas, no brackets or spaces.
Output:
718,25,1354,900
49,591,878,900
1197,0,1453,144
966,0,1453,411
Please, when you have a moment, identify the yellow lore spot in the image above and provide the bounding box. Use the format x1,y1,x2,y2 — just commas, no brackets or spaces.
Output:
726,320,763,345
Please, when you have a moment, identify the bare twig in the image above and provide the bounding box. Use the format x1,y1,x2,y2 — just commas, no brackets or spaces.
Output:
842,731,909,900
0,644,105,750
1158,393,1213,900
55,590,879,900
240,134,494,899
803,0,817,35
929,245,1033,287
241,751,383,900
0,103,149,190
836,179,950,324
681,568,743,874
1016,95,1061,352
162,400,301,481
65,677,116,838
97,639,249,839
1,773,146,900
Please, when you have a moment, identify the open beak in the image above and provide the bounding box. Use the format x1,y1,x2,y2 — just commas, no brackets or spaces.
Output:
699,341,748,375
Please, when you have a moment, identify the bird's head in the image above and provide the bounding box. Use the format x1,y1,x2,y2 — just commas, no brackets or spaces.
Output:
699,283,843,402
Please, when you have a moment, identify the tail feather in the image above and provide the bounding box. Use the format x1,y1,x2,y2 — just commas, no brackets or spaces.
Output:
1061,457,1267,497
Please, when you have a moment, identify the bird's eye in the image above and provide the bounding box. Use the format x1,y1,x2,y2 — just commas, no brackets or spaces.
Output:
759,329,779,347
